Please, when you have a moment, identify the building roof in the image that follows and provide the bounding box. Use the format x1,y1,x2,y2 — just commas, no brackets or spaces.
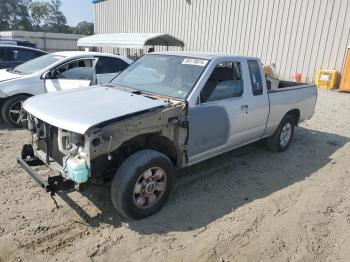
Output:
77,33,184,49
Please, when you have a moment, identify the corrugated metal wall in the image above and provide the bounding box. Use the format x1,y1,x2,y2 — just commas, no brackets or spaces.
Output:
94,0,350,83
0,31,85,52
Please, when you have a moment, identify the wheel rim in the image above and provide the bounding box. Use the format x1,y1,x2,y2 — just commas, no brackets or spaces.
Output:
8,100,25,125
280,122,292,147
133,167,167,209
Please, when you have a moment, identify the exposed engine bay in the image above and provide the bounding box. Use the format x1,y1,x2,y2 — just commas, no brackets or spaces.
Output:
23,99,187,192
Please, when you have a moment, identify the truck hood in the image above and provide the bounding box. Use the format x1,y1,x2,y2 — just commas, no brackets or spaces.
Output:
0,69,23,82
23,86,166,134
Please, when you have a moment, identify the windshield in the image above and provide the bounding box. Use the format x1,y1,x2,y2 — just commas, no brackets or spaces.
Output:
13,53,65,74
111,54,208,99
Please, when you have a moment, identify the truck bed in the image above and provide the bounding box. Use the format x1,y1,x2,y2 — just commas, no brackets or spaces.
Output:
269,80,307,91
265,82,317,136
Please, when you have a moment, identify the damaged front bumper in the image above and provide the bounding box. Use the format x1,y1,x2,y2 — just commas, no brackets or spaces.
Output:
17,156,51,191
17,156,74,193
17,144,86,194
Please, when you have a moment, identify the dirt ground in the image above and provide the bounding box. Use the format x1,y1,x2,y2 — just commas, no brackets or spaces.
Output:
0,89,350,262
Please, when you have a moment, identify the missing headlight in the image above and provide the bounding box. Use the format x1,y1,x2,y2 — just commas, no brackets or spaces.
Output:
58,129,84,155
91,138,101,147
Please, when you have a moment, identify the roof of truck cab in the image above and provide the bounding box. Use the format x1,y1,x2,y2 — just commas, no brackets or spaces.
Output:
151,51,260,60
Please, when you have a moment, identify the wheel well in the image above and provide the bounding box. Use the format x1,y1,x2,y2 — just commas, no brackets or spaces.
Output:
4,93,32,101
286,109,300,125
1,93,32,113
115,134,179,165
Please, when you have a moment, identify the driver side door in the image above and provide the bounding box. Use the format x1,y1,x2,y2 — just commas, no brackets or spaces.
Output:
45,58,97,93
187,61,249,164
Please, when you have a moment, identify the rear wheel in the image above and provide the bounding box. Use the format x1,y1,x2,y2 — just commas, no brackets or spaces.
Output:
1,95,30,128
111,149,175,219
266,115,295,152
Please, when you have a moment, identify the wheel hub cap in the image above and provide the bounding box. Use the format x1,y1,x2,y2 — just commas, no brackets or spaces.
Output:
133,167,167,209
145,181,156,193
280,122,292,147
9,100,25,125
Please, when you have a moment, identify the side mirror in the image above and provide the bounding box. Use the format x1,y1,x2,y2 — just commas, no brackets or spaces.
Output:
42,71,51,80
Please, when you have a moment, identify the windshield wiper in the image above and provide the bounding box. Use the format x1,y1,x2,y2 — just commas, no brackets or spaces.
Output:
105,83,142,94
103,83,117,87
8,69,23,74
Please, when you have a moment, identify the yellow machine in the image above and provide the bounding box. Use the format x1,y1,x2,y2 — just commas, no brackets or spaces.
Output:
315,70,338,89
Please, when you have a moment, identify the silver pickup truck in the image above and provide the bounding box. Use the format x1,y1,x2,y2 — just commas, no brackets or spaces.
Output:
18,52,317,219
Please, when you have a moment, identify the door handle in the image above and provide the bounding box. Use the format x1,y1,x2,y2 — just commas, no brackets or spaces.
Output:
241,104,249,114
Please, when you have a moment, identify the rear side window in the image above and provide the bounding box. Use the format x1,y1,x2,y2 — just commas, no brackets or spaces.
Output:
6,48,41,62
33,50,45,58
95,57,129,74
248,60,263,95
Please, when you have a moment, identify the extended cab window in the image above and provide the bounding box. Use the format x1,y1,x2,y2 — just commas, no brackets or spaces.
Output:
96,57,129,74
53,59,95,80
248,60,263,95
200,62,243,103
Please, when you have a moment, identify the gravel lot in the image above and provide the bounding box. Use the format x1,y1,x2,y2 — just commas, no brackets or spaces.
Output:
1,89,350,262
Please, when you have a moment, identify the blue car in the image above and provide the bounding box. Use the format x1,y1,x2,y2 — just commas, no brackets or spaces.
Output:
0,45,47,69
0,38,38,48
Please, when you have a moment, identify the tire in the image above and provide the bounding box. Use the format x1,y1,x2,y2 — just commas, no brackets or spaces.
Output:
111,149,175,219
1,95,30,128
266,115,295,152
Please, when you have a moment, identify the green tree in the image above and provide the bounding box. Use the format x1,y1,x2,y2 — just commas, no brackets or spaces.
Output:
0,0,92,35
0,0,33,31
45,0,68,33
0,0,12,30
73,21,94,35
15,0,33,30
29,1,50,30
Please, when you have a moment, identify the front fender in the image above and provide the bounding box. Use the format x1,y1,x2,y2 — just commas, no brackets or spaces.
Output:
0,76,44,97
0,89,8,99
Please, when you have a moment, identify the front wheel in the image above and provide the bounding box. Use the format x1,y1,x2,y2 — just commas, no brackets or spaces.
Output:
111,149,175,219
1,95,30,128
266,115,295,152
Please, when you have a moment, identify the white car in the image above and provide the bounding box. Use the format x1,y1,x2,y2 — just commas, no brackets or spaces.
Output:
0,51,132,127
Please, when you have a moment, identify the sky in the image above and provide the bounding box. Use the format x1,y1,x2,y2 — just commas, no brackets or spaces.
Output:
43,0,94,26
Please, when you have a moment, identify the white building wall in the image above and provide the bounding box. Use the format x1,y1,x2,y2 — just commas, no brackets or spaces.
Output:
0,31,86,52
94,0,350,83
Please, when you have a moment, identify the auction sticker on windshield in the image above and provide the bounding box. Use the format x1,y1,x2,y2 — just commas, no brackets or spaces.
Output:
182,58,208,66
